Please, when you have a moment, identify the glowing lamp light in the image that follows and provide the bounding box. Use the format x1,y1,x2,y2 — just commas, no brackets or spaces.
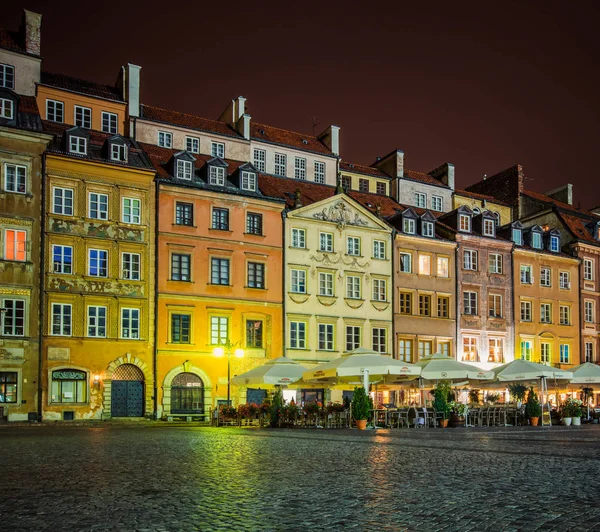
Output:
235,349,244,358
213,347,225,357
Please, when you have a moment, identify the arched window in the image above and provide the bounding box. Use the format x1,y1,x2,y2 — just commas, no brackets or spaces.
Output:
171,373,204,414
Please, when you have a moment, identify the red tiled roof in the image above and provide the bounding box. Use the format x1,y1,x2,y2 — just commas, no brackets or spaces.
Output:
140,105,240,138
455,189,511,206
556,211,597,244
19,95,39,115
465,164,523,206
0,29,25,53
522,189,581,213
251,123,333,156
404,169,449,188
340,161,389,179
40,72,123,102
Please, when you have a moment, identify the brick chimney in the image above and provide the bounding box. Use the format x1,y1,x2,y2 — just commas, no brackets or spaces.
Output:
22,10,42,56
545,184,573,206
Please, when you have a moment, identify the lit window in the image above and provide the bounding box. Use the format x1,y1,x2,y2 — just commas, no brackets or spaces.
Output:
211,316,228,345
177,159,193,180
0,99,13,120
246,320,263,348
50,370,86,403
121,308,140,339
69,136,87,154
253,149,266,172
211,142,225,158
158,131,172,148
89,193,108,220
88,249,108,277
489,338,503,363
463,336,478,362
291,228,306,248
122,252,140,280
294,157,306,180
74,106,91,128
209,166,225,186
437,257,449,277
46,100,64,122
4,164,26,194
521,340,533,361
186,137,199,154
101,112,118,134
459,214,471,232
314,161,325,184
4,229,26,261
274,153,286,176
0,64,15,89
122,198,141,224
418,254,431,275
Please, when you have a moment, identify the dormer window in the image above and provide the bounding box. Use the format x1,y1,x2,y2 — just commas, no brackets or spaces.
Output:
69,136,87,155
0,98,13,119
550,235,560,253
532,231,542,249
241,171,256,191
422,221,434,238
177,160,193,180
403,218,415,234
512,227,522,245
459,214,471,232
0,64,15,89
209,166,226,186
483,218,495,237
111,144,127,162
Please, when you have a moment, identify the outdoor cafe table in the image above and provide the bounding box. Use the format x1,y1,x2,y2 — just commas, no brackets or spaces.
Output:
370,408,396,428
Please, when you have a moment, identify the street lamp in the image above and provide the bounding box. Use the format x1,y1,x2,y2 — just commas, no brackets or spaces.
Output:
213,340,244,405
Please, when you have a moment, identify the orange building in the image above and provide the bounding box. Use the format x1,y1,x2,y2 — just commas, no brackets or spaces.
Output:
143,144,284,418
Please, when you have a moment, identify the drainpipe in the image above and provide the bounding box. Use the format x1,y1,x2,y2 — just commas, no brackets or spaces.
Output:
281,208,287,358
37,152,47,422
510,245,516,362
576,251,583,365
391,229,397,359
454,241,460,360
153,179,159,419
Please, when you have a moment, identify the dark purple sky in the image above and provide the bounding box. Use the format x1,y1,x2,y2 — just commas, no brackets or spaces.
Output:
7,1,600,208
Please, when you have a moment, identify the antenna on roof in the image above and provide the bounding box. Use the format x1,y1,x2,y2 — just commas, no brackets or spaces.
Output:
312,116,320,136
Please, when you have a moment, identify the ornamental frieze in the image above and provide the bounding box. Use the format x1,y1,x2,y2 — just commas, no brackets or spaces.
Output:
49,217,145,242
309,252,370,270
312,201,369,232
47,277,145,296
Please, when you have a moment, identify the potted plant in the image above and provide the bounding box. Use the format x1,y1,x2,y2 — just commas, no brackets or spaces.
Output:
508,383,528,408
525,387,542,426
432,381,451,428
449,401,469,427
562,397,583,426
351,386,371,430
468,389,480,405
485,392,501,405
269,388,284,428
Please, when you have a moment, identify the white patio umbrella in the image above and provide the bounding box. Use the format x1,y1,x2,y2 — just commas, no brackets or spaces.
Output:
416,352,495,382
302,347,421,391
231,356,308,387
568,362,600,385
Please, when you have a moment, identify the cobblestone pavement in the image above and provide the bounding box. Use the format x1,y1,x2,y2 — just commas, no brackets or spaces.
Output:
3,424,600,531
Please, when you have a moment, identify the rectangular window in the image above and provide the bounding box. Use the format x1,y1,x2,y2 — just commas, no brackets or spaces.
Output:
359,179,369,192
246,320,263,348
520,301,532,322
122,252,140,280
88,249,108,277
541,343,551,365
209,166,226,186
121,308,140,339
488,294,502,318
415,192,426,208
550,236,560,252
210,316,228,345
403,218,415,234
171,314,190,343
212,208,229,230
585,342,594,363
248,262,265,289
419,294,431,316
398,339,412,362
520,265,532,284
483,219,495,237
291,228,306,248
253,149,266,172
2,299,24,336
176,159,193,180
418,254,431,275
540,303,552,324
459,214,471,232
51,303,72,336
532,232,542,249
46,100,64,122
346,276,361,299
290,321,306,349
274,153,287,176
373,240,386,259
101,112,118,134
319,272,334,296
318,324,334,350
171,254,191,281
372,279,387,301
463,337,478,362
399,252,412,273
0,99,13,120
584,259,594,281
437,296,449,318
294,157,306,180
0,372,17,403
376,182,386,195
122,198,141,224
74,105,92,128
175,202,193,226
50,371,86,403
291,269,306,293
69,136,86,154
512,228,522,245
439,342,450,357
559,344,570,364
346,326,361,351
418,340,432,359
520,340,533,361
463,291,477,315
52,245,72,274
422,222,434,238
489,253,503,274
437,257,449,278
87,306,107,337
347,236,360,256
211,258,230,285
186,136,200,154
89,193,109,220
314,161,325,184
540,267,551,287
211,142,225,158
0,64,15,89
111,144,126,162
241,171,256,191
4,229,26,261
559,271,570,289
4,164,26,194
431,196,443,211
489,338,503,363
158,131,172,148
372,328,386,353
246,213,263,235
463,250,477,271
53,187,74,215
585,300,594,323
319,232,333,252
399,292,412,315
560,305,570,325
341,176,351,190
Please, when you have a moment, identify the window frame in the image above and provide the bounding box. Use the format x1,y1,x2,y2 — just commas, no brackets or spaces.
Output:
373,240,386,260
318,272,334,297
0,64,15,89
463,291,477,315
158,131,173,148
291,269,307,294
246,212,263,235
171,253,191,282
87,305,107,338
88,192,109,220
459,214,471,232
175,202,194,226
1,298,25,336
319,232,333,252
4,228,27,261
88,248,108,278
314,161,325,184
212,207,229,230
186,136,200,154
209,166,226,186
318,323,334,351
52,244,73,274
415,192,426,208
241,171,257,191
291,228,306,249
122,197,141,225
247,262,265,289
253,148,266,172
274,153,287,177
520,300,532,322
211,141,225,158
431,195,443,211
489,253,503,274
121,308,140,339
372,328,387,353
294,157,307,180
176,159,193,180
69,136,87,155
290,321,306,349
4,163,27,194
210,257,230,285
46,99,64,123
584,259,594,281
540,267,551,287
171,314,191,344
52,187,74,216
372,278,387,302
121,252,141,281
74,105,92,129
51,303,72,336
101,111,118,134
347,236,361,256
399,252,412,273
346,275,361,299
463,249,478,271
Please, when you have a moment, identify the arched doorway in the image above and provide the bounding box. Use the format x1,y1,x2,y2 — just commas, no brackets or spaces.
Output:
171,373,204,415
111,364,144,417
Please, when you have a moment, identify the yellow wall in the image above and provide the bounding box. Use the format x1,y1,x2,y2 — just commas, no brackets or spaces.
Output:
453,194,512,226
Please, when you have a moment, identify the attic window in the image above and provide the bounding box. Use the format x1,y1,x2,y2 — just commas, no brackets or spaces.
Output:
302,139,308,145
241,171,256,191
177,159,193,180
0,98,13,119
422,221,434,238
550,235,560,253
483,218,495,237
512,227,522,245
69,136,87,155
459,214,471,232
403,217,415,234
111,143,127,162
532,231,542,249
209,166,226,186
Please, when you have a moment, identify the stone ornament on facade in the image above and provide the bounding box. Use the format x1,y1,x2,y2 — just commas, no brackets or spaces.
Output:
312,201,369,233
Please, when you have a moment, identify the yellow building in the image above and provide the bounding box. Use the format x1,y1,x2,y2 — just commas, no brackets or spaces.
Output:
42,127,155,420
453,189,512,226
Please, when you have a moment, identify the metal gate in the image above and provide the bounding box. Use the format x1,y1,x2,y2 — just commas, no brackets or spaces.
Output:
246,388,266,405
111,364,144,417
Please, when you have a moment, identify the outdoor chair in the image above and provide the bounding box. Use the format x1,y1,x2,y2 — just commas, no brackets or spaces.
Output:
433,408,445,428
393,408,410,428
467,407,482,427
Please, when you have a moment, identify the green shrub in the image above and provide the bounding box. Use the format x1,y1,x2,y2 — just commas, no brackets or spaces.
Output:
351,386,371,420
525,387,542,418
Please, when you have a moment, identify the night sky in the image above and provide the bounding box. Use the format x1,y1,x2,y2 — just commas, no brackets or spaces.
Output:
7,1,600,208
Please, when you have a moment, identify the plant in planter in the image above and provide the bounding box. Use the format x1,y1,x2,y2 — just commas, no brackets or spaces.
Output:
432,381,452,427
219,405,237,420
269,388,284,428
351,386,371,430
485,392,501,405
508,383,528,407
468,389,480,405
524,387,542,426
561,397,583,426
